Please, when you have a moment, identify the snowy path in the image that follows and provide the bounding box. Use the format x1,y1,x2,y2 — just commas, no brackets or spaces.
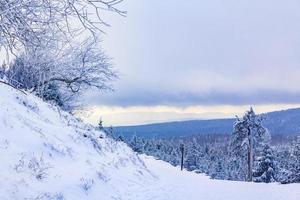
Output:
141,155,300,200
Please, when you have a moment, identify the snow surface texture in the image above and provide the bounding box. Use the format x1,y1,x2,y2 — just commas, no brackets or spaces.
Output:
0,83,154,200
0,83,299,200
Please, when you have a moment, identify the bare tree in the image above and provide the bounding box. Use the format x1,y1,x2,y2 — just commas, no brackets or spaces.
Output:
6,37,117,110
0,0,125,53
49,38,117,93
1,0,123,109
1,0,122,110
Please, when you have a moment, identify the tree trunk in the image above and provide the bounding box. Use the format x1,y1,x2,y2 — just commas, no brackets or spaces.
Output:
247,141,253,181
249,137,253,182
247,128,253,182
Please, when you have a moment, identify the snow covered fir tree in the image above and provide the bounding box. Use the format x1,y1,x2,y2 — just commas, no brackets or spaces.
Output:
281,136,300,184
231,107,271,181
253,144,276,183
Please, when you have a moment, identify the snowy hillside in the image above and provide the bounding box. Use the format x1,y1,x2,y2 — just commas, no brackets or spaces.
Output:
0,83,155,199
0,83,299,200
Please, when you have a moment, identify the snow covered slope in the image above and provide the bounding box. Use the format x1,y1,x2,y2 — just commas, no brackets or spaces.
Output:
0,83,156,200
0,82,299,200
142,156,300,200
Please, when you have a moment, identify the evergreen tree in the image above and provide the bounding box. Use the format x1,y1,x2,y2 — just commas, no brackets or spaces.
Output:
231,107,270,181
0,63,6,80
98,118,104,131
282,136,300,183
106,126,115,139
129,135,144,153
253,144,276,183
185,139,200,171
117,135,125,142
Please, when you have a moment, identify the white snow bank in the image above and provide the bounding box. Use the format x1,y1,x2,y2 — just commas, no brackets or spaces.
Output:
0,82,299,200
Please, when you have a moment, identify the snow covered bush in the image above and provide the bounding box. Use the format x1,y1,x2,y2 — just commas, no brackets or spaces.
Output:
80,177,94,194
14,154,51,181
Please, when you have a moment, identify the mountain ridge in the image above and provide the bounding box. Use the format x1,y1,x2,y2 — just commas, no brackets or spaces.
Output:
114,108,300,138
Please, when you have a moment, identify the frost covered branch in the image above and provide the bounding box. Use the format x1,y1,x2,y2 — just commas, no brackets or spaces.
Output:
0,0,125,52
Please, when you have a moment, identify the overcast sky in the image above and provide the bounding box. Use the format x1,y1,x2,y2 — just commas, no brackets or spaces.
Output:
82,0,300,126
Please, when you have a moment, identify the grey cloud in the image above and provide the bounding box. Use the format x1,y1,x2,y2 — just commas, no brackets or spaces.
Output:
84,0,300,108
85,89,300,107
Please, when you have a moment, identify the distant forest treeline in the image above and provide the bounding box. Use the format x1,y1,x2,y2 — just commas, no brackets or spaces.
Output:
114,108,300,138
123,133,299,183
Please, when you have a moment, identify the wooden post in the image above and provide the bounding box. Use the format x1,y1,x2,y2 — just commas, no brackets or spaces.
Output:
246,127,253,182
180,144,184,171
